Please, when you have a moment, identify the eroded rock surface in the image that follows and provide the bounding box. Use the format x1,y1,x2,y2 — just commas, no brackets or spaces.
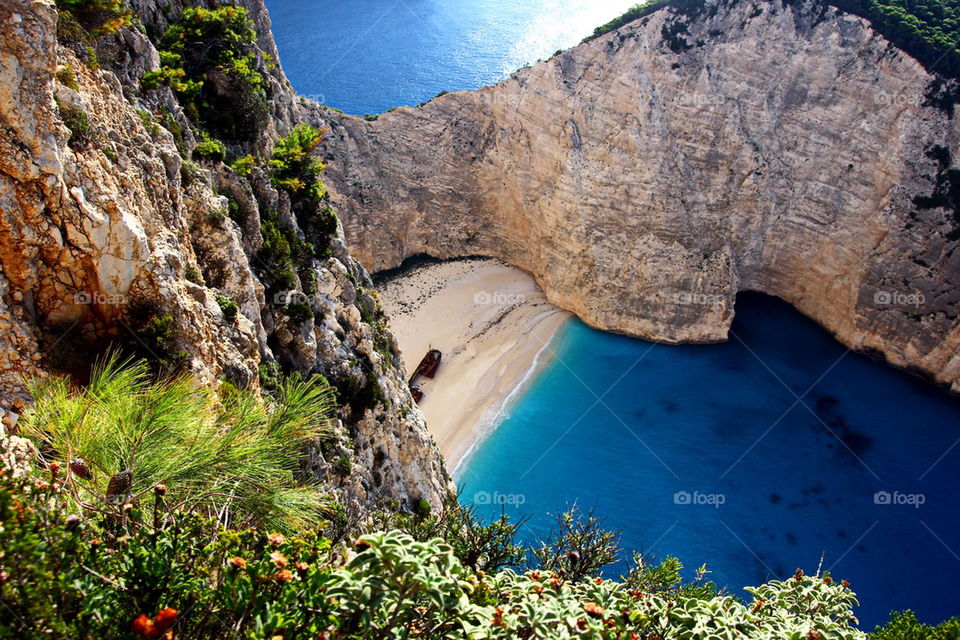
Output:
0,0,449,515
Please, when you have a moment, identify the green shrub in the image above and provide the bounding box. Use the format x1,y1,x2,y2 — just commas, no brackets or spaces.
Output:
333,452,352,476
127,311,188,370
230,153,257,177
284,301,314,325
258,359,283,396
255,212,316,299
193,131,226,161
55,65,79,90
532,506,621,582
215,294,238,322
268,124,339,248
57,101,91,149
180,159,203,186
159,107,188,156
871,610,960,639
184,264,204,285
269,124,328,202
135,109,161,137
147,6,269,141
55,0,131,36
583,1,665,41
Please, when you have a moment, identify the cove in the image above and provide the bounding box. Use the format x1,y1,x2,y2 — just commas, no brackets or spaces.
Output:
262,0,960,627
458,292,960,628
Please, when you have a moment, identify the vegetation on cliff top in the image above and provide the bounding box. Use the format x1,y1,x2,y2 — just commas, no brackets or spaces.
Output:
584,0,960,80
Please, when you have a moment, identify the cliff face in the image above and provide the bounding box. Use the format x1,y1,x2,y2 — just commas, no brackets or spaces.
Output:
0,0,448,514
318,0,960,392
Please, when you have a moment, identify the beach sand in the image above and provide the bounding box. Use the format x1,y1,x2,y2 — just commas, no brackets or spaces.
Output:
377,258,570,472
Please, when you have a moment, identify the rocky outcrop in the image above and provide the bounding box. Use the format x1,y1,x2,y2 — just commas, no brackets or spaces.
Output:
0,0,448,515
317,0,960,392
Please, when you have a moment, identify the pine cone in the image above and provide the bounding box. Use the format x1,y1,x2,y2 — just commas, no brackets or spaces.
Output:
69,458,92,480
105,470,133,505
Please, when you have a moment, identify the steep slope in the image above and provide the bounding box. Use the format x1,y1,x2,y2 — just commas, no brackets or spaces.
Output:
317,0,960,392
0,0,449,515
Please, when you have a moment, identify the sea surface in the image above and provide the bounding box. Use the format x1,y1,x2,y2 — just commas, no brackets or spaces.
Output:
264,0,639,115
264,1,960,628
461,294,960,628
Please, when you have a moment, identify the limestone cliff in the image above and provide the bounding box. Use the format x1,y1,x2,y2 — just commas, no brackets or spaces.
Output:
317,0,960,392
0,0,449,515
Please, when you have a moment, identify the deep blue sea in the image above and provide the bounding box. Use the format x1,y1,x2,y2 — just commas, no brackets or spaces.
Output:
264,1,960,628
461,294,960,628
264,0,639,115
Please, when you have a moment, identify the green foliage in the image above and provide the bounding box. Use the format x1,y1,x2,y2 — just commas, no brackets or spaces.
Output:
871,610,960,638
254,207,322,316
269,124,329,203
333,452,352,476
140,64,202,95
100,145,118,163
180,159,203,186
378,494,527,573
146,6,269,141
55,0,131,37
159,107,188,157
184,264,204,285
56,65,79,90
193,131,227,162
20,355,338,533
827,0,960,79
135,109,161,137
0,471,873,640
623,553,718,599
230,153,257,177
127,310,188,370
584,1,667,41
215,294,238,322
284,301,314,325
258,359,283,396
57,101,91,149
265,124,337,261
532,506,621,582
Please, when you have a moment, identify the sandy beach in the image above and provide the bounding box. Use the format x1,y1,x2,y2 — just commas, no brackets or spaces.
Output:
376,258,570,472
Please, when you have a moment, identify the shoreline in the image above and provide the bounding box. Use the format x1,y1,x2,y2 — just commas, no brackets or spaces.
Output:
451,324,562,476
377,258,570,471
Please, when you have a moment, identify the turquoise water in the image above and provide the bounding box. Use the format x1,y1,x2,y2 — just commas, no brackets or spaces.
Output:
263,1,960,628
460,293,960,628
264,0,639,115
